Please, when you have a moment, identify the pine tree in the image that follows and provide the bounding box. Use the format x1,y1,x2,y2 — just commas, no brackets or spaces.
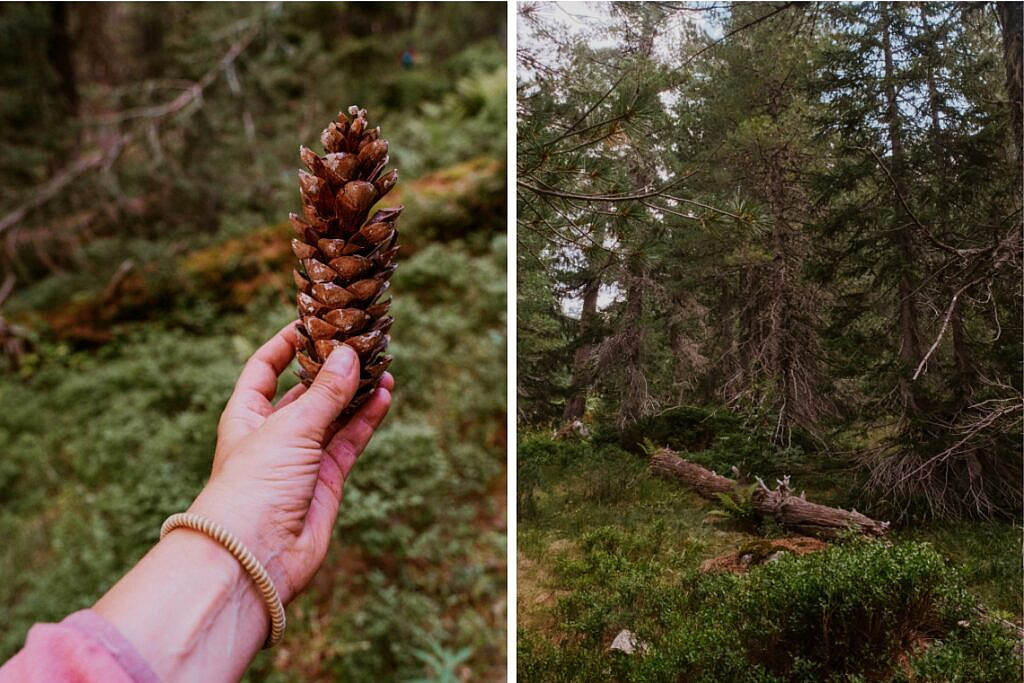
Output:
690,2,829,439
816,3,1021,519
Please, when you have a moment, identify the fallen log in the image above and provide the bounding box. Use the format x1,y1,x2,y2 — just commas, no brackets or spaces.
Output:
649,450,737,497
751,475,889,539
650,448,889,539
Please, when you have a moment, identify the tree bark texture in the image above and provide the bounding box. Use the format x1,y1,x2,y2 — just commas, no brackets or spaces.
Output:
563,275,600,423
650,448,889,539
649,452,737,497
997,1,1023,168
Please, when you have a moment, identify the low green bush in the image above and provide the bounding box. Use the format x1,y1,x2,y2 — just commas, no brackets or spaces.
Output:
517,434,594,466
602,405,818,481
517,436,652,521
596,405,733,452
657,540,980,679
519,537,1021,682
896,620,1021,683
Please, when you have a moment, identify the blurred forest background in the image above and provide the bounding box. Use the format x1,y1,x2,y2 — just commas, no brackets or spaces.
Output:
518,2,1021,681
0,2,506,681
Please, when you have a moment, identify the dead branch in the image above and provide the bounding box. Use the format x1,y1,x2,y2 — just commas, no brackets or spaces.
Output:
0,274,28,368
101,259,136,304
912,292,958,380
89,26,257,125
0,273,15,307
650,447,889,539
0,137,128,239
0,26,259,240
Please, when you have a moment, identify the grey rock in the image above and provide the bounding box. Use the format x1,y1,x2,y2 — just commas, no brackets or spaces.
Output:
609,629,649,655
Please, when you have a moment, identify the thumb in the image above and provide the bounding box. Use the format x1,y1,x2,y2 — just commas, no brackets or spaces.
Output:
287,345,360,437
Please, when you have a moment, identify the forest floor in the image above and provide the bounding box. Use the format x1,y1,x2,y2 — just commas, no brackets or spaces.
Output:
517,432,1022,682
0,157,507,682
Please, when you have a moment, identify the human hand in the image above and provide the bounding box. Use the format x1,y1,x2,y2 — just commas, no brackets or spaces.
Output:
188,321,393,605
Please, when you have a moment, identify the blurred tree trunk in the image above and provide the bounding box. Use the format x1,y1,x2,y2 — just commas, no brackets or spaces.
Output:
137,4,166,78
73,4,115,85
47,3,78,115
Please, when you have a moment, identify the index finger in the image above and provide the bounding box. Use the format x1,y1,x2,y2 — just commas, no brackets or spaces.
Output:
231,321,299,404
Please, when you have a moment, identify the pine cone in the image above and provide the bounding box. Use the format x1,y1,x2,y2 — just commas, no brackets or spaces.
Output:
290,105,398,415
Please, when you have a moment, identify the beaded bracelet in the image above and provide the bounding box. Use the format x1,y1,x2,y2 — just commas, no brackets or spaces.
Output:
159,512,286,648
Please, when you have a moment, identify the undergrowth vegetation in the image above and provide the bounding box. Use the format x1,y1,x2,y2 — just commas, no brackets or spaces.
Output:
518,432,1022,682
0,231,506,680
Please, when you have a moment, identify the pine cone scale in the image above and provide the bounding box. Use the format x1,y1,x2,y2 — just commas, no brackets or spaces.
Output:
291,106,399,414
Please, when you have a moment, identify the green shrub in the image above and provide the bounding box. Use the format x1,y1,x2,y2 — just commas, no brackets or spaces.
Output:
1,239,507,681
517,434,593,466
519,538,1021,682
596,405,733,452
599,405,819,483
518,629,618,682
689,541,969,675
897,620,1021,682
517,436,652,521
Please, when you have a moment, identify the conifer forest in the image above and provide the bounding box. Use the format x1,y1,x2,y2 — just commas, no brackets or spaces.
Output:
0,3,506,681
517,2,1022,680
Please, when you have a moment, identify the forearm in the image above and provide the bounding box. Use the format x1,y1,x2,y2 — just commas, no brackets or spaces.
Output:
93,528,268,683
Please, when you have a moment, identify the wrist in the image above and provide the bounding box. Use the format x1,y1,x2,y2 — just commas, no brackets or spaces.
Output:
94,526,269,682
188,482,294,604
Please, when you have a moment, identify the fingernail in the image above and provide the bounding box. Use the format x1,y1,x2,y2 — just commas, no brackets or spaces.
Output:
324,344,357,373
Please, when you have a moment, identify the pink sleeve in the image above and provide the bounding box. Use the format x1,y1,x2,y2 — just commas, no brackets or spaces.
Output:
0,610,160,683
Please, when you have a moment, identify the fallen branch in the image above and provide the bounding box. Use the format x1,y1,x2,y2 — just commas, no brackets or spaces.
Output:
650,448,889,539
0,26,259,240
101,259,137,304
0,137,128,238
0,274,29,368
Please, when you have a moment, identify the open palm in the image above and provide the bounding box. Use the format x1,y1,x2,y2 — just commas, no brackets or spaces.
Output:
189,321,393,604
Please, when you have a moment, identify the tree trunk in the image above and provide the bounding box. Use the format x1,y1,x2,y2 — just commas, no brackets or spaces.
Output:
47,3,78,115
617,265,647,426
137,4,167,78
922,9,974,409
882,8,923,417
765,86,797,435
650,448,889,539
649,451,736,497
997,1,1023,169
950,300,973,405
563,275,600,423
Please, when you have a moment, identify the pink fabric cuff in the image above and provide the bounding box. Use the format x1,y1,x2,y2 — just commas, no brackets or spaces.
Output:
0,609,160,683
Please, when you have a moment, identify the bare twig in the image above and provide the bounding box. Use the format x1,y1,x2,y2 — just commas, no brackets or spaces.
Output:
0,273,14,307
89,27,258,125
912,292,958,380
0,138,128,238
0,26,260,240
